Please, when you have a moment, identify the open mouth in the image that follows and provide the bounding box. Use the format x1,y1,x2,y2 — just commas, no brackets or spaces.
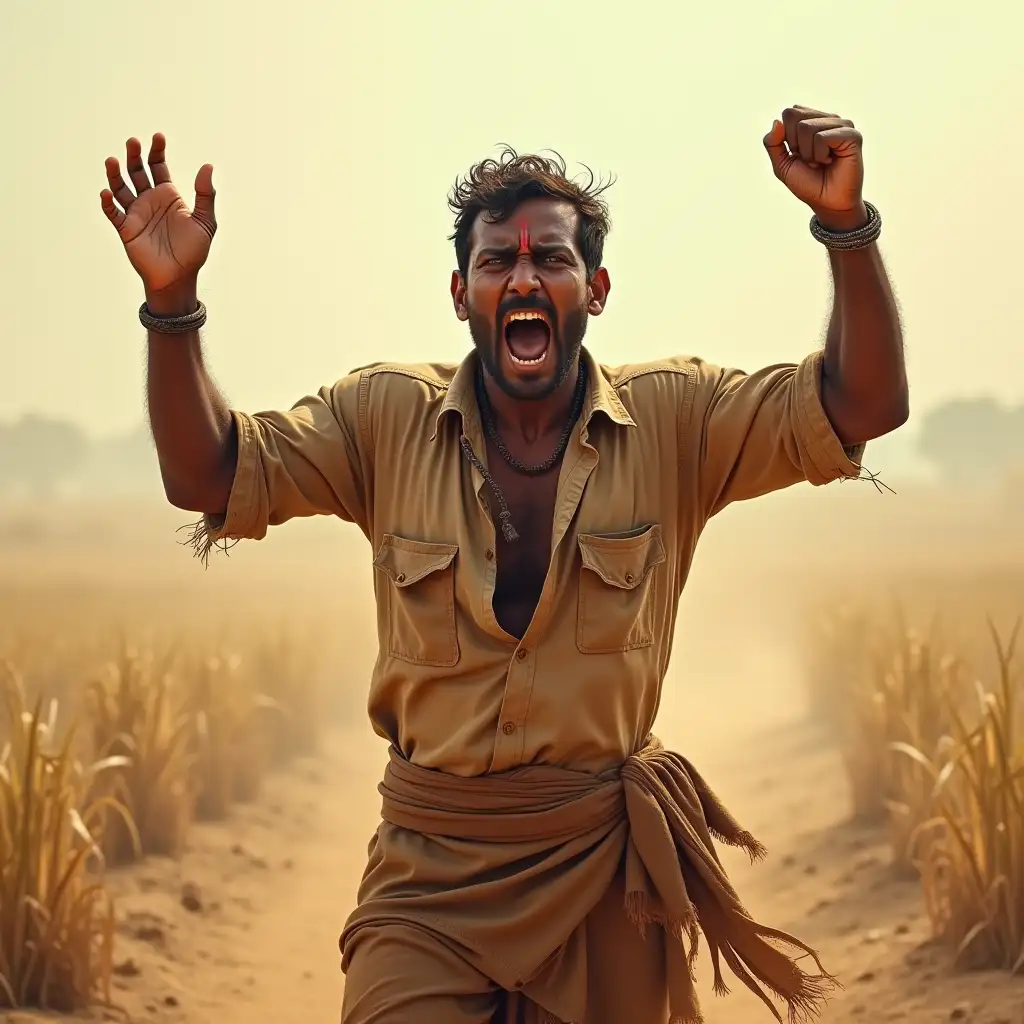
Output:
503,310,552,369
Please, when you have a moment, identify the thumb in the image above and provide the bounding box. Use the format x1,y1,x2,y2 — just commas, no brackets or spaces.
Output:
762,120,789,178
192,163,217,233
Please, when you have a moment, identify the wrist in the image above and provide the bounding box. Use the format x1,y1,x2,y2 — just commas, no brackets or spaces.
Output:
811,202,869,234
145,278,199,318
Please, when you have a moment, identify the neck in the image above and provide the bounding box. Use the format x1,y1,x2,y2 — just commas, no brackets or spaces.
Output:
482,359,582,444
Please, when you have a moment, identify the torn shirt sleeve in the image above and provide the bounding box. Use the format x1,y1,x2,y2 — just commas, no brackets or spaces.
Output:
694,349,866,519
189,370,369,561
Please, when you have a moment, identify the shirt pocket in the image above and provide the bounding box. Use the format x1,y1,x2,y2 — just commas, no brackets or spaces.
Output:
576,524,667,654
373,534,460,667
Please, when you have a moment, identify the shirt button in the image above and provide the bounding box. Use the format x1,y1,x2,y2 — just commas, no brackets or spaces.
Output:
515,649,528,661
502,721,516,735
625,572,635,584
485,549,494,561
396,572,406,583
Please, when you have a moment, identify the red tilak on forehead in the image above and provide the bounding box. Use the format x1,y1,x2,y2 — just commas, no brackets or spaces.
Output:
517,220,530,254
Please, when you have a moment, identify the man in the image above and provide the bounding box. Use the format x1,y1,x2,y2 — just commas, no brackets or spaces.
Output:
100,105,907,1023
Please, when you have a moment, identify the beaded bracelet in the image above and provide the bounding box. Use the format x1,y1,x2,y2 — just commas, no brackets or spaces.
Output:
809,201,882,251
139,300,208,334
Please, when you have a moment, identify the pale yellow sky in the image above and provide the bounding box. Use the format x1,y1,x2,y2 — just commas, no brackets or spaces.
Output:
2,0,1020,438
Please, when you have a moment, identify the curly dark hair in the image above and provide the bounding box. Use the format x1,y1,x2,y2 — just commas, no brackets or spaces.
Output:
448,145,614,279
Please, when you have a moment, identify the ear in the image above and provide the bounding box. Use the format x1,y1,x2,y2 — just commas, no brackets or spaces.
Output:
587,267,611,316
451,270,469,321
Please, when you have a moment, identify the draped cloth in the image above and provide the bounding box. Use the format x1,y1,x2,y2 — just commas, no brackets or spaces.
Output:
339,736,837,1024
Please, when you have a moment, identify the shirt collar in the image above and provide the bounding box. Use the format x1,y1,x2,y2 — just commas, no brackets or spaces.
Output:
429,346,636,441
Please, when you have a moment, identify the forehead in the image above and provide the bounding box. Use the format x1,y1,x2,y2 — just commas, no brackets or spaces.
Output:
469,197,579,251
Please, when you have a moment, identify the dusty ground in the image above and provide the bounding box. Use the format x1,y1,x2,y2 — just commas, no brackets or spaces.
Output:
10,666,1023,1024
3,492,1022,1024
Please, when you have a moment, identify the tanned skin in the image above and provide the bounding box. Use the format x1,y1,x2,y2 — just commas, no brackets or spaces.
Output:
762,105,907,444
100,133,234,513
100,104,907,640
449,198,610,638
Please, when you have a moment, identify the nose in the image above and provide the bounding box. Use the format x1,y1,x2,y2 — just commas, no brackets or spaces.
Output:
506,254,541,298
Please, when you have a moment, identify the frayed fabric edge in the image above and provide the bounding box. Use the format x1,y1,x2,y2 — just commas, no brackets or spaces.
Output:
840,462,896,495
622,886,839,1024
176,517,240,569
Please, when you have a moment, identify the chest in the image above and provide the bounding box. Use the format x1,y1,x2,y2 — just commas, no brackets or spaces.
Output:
371,416,686,651
479,438,563,634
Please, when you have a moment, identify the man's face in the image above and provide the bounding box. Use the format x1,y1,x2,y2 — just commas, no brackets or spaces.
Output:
451,198,610,401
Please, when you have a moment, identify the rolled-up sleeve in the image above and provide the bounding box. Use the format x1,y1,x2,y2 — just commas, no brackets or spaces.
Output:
695,350,865,518
202,370,369,545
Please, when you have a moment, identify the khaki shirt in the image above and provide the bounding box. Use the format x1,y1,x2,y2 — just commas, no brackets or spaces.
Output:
205,346,863,777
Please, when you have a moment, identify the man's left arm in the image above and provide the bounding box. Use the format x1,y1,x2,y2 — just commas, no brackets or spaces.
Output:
689,106,909,518
819,243,907,446
764,104,909,447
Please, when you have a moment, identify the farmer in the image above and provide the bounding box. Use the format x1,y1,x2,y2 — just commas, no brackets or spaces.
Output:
99,104,907,1023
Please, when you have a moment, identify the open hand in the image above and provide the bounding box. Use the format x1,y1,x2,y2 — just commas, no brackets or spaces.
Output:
100,134,217,301
763,105,867,231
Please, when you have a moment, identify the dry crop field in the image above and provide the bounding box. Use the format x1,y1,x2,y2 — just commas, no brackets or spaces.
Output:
0,501,376,1016
801,563,1024,982
0,584,343,1011
2,493,1023,1023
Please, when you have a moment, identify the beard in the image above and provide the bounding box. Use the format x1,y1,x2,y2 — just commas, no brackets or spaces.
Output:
467,299,588,402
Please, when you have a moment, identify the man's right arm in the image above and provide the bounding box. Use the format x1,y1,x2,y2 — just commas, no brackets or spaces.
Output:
145,287,237,514
195,366,369,552
145,286,368,556
100,133,368,552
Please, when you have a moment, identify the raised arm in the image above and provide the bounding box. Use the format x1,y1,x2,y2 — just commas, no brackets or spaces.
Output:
101,133,234,512
688,105,908,520
100,134,369,557
763,104,908,446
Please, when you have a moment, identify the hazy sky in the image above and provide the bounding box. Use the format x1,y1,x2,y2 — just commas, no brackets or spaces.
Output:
2,0,1020,438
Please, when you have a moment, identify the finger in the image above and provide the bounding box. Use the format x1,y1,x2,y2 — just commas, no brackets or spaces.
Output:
105,156,137,210
762,119,792,179
100,189,126,231
147,132,171,186
792,105,837,118
797,117,854,165
191,164,217,237
812,126,863,163
125,137,152,193
782,105,838,159
781,108,802,159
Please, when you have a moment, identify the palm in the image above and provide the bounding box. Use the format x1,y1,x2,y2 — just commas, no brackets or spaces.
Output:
120,183,211,291
101,133,217,294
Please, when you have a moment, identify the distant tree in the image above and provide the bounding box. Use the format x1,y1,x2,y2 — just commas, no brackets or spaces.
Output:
0,414,90,496
916,397,1024,484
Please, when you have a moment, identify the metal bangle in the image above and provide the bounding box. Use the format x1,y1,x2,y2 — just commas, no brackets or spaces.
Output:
139,299,208,334
809,201,882,251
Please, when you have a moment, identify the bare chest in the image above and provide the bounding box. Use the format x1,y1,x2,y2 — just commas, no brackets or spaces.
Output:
481,443,561,640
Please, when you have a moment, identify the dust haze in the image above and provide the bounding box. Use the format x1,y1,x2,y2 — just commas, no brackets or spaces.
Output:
3,0,1023,1014
3,446,1019,751
2,423,1021,1024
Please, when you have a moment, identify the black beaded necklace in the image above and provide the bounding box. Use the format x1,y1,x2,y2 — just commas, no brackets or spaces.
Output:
459,362,588,543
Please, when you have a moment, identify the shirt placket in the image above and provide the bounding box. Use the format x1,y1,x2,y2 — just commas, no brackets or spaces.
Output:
489,420,600,772
457,408,511,645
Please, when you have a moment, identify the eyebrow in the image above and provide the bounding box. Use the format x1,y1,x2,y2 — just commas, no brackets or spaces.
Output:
532,242,576,256
475,246,517,260
474,241,576,261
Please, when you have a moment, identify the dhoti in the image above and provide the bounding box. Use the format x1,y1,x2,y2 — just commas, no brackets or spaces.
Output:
339,736,835,1023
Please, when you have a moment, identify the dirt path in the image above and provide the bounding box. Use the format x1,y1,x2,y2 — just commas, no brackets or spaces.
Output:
23,675,1023,1024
